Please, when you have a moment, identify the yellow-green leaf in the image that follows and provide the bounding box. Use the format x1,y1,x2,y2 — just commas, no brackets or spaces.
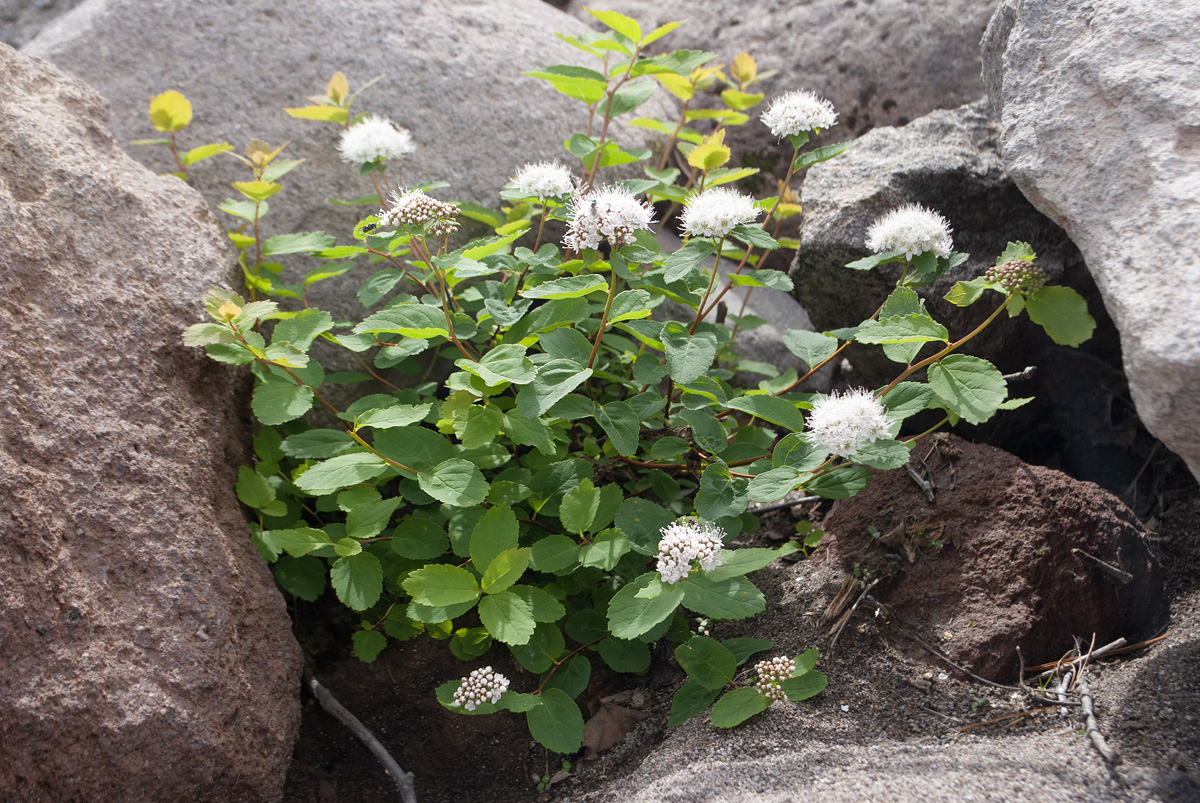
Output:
327,72,349,105
285,105,350,124
233,181,283,202
148,90,192,132
588,8,640,43
181,142,233,167
654,73,694,101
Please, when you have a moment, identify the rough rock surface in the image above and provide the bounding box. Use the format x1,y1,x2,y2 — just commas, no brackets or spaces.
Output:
568,0,997,184
0,44,302,801
981,0,1200,481
0,0,82,46
818,439,1167,681
790,99,1108,391
23,0,671,320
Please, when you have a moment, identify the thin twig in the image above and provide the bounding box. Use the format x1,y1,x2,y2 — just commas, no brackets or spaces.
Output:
747,495,821,515
1071,548,1134,584
905,464,936,502
958,707,1057,732
1026,638,1126,682
1078,669,1120,764
309,675,418,803
1001,366,1037,382
828,577,879,651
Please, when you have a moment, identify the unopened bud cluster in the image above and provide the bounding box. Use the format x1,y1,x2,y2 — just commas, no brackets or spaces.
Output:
656,521,724,584
378,188,459,237
450,666,509,711
985,261,1047,293
754,656,795,702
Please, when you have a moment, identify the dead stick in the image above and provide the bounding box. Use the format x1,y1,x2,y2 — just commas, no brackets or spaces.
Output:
310,675,418,803
1027,638,1126,682
1078,669,1120,764
828,577,880,650
958,707,1057,732
1024,633,1168,673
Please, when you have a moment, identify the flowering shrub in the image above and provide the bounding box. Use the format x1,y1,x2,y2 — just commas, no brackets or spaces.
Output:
171,9,1095,753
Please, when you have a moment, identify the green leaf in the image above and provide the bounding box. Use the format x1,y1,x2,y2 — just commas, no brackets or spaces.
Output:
781,670,829,701
609,80,657,117
419,458,489,507
995,241,1037,265
182,322,236,347
560,480,600,535
526,688,585,754
353,404,432,430
663,239,716,283
598,637,651,673
391,518,450,560
729,224,779,250
694,463,749,521
236,466,275,509
402,564,481,607
792,139,858,171
481,548,531,595
272,309,333,351
674,636,738,690
722,637,774,666
589,7,641,41
667,679,722,726
263,231,336,257
595,401,641,457
273,554,325,601
460,405,504,450
679,575,765,619
449,627,492,661
464,344,537,386
352,629,388,662
478,590,536,645
523,274,610,299
880,382,934,421
544,654,592,699
285,105,349,123
794,647,820,675
844,251,903,271
729,269,793,291
928,354,1007,425
346,496,403,539
608,289,654,324
268,527,334,558
280,429,355,459
855,314,949,345
354,304,450,339
1025,286,1095,346
509,585,567,623
511,622,566,673
578,529,631,570
608,572,685,640
373,427,455,473
946,277,989,307
529,535,580,573
710,687,772,728
662,322,718,385
771,433,827,471
725,395,807,432
252,375,315,426
233,180,282,202
515,359,592,417
470,503,519,570
294,453,389,495
854,438,912,470
807,465,872,499
614,498,675,556
704,544,801,581
330,552,383,611
746,467,806,503
525,65,608,105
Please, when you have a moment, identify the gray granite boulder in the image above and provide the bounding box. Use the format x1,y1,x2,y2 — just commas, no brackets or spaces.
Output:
24,0,671,320
0,0,82,46
982,0,1200,481
0,44,302,801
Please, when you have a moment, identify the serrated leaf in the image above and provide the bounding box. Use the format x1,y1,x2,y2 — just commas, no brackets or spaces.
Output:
792,139,858,171
845,251,903,271
353,404,432,430
578,529,630,570
946,277,989,307
402,564,481,607
354,304,450,339
710,687,772,727
746,467,806,503
470,503,519,570
881,382,934,420
608,572,685,639
694,463,749,521
391,518,449,560
274,554,326,601
679,575,765,619
807,465,872,499
729,269,792,291
272,308,333,351
855,314,949,345
595,401,641,457
478,590,535,645
526,688,585,754
781,670,828,701
233,181,282,202
675,636,738,690
995,241,1037,265
352,629,387,662
330,552,383,611
662,322,717,385
704,544,801,582
928,354,1008,425
530,534,580,573
481,548,531,595
781,329,838,372
515,359,592,417
345,496,403,539
148,90,192,132
725,395,807,432
729,224,779,250
268,527,334,558
560,480,601,535
523,274,609,299
251,375,315,425
663,239,716,283
598,637,651,673
280,429,355,459
294,453,389,495
236,465,275,509
854,438,911,470
263,231,336,257
1025,286,1095,347
723,638,773,666
609,80,657,117
419,458,489,507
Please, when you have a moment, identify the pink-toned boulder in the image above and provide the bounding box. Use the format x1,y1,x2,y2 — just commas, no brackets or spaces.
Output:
0,44,302,801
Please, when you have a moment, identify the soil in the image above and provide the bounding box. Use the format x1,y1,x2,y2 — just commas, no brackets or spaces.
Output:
282,470,1199,803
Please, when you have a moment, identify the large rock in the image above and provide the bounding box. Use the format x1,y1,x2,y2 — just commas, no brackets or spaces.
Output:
0,0,82,46
0,44,302,800
981,0,1200,481
567,0,997,186
23,0,670,320
790,99,1106,389
818,440,1167,681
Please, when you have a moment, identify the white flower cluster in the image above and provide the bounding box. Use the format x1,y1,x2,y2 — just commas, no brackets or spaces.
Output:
864,204,954,260
338,116,416,165
806,388,891,459
377,188,459,237
450,666,510,711
761,90,838,138
679,187,761,239
563,186,654,252
754,656,795,702
511,161,576,200
656,521,725,584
